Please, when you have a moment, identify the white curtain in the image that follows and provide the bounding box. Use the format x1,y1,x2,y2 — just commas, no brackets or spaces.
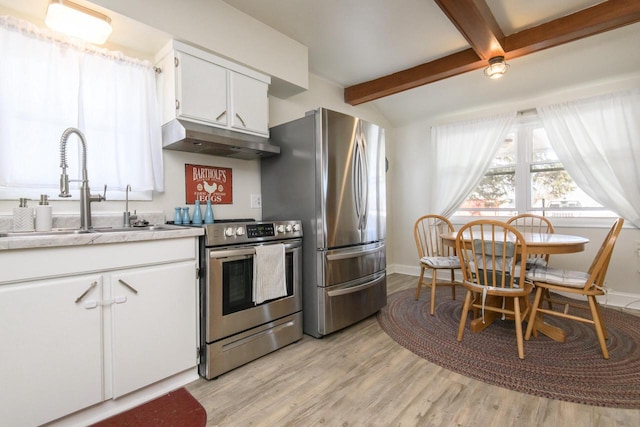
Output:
0,15,163,193
537,89,640,228
426,112,516,217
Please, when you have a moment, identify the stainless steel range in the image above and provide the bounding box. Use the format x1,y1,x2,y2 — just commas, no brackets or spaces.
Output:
197,219,303,379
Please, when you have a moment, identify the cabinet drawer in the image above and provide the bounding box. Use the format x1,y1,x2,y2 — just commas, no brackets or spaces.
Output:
0,237,197,284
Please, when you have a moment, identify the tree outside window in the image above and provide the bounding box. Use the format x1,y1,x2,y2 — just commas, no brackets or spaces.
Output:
455,120,613,218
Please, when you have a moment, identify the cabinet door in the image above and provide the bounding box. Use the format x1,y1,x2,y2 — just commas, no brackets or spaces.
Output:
230,71,269,135
177,51,228,126
110,261,197,398
0,276,103,427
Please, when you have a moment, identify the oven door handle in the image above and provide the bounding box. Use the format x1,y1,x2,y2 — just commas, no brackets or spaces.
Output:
209,247,255,259
209,241,301,259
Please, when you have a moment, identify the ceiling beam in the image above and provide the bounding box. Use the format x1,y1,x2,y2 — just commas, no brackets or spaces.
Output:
345,0,640,106
434,0,504,60
504,0,640,58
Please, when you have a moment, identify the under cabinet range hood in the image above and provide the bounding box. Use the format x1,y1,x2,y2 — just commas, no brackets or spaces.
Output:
162,119,280,160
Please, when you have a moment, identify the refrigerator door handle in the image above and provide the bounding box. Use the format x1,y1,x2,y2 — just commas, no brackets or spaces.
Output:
359,130,369,230
352,126,368,232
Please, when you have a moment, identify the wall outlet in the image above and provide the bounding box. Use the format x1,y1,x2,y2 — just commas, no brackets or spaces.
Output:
251,194,262,209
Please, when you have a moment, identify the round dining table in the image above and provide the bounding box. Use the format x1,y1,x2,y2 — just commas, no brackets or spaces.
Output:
440,231,589,255
440,230,590,343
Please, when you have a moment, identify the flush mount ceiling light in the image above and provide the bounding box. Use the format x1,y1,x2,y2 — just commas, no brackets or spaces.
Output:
45,0,113,45
483,56,509,79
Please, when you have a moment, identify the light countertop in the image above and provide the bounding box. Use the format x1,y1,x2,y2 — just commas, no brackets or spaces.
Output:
0,225,204,251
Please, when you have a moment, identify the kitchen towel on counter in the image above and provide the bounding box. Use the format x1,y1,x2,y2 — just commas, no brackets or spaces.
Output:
253,243,287,304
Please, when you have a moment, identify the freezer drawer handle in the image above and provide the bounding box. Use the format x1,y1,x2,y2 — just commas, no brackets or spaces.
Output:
326,246,383,261
327,278,381,297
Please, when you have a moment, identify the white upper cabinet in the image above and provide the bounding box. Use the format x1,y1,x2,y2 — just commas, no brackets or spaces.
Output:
230,71,270,134
157,40,270,136
177,51,228,127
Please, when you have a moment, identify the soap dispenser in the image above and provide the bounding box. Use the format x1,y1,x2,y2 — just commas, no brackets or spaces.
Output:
13,198,34,232
35,194,53,232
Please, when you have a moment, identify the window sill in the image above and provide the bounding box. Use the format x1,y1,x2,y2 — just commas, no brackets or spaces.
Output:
450,215,623,229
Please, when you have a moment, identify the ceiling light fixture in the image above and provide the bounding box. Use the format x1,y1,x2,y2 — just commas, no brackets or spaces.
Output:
483,56,509,79
45,0,113,45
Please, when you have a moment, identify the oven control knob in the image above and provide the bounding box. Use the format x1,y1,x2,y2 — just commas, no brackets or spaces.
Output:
235,227,245,236
286,224,293,232
277,225,285,233
293,224,301,232
225,227,235,237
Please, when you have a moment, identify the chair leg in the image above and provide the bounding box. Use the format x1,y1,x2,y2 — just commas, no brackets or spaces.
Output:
415,267,426,300
513,297,525,359
587,295,609,359
430,269,437,315
593,297,609,340
457,291,473,342
450,269,456,300
525,287,544,340
544,289,553,310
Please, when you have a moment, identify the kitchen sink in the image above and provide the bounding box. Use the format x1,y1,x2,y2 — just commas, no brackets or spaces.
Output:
91,224,177,233
0,224,178,238
0,229,96,238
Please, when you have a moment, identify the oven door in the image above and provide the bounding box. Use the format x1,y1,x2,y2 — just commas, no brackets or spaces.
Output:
205,239,302,342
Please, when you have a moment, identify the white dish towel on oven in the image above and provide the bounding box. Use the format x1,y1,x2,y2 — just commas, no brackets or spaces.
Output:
253,243,287,304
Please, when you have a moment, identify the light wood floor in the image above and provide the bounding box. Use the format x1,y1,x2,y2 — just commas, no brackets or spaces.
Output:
186,273,640,426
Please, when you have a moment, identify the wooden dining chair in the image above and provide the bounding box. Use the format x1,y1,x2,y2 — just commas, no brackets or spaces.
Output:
507,213,555,268
455,219,534,359
507,213,555,308
525,217,624,359
413,214,461,315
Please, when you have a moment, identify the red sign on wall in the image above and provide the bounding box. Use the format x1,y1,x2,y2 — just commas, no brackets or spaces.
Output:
185,164,232,204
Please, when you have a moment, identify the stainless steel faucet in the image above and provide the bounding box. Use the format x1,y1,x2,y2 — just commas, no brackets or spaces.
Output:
58,127,106,231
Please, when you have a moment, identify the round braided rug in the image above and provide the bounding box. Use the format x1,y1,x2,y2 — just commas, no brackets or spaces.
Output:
377,287,640,408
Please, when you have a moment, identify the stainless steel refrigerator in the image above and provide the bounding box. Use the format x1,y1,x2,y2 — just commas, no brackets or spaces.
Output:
261,108,386,338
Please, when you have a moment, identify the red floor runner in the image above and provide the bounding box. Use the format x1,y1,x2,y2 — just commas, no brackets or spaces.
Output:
91,387,207,426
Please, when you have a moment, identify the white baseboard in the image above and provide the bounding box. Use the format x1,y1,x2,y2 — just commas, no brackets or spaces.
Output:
387,263,640,311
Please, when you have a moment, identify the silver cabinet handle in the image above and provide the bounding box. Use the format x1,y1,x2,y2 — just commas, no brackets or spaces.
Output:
175,99,180,110
216,110,227,121
75,281,97,304
235,113,247,127
118,279,138,294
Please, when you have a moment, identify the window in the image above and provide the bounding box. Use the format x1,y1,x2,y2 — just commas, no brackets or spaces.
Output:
0,15,163,201
455,115,615,218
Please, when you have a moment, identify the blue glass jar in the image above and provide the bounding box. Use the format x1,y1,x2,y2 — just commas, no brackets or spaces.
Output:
174,207,182,225
204,200,214,224
182,207,190,225
192,200,203,225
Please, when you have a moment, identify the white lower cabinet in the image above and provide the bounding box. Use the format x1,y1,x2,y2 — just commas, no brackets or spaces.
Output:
110,262,197,398
0,275,104,427
0,238,198,427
